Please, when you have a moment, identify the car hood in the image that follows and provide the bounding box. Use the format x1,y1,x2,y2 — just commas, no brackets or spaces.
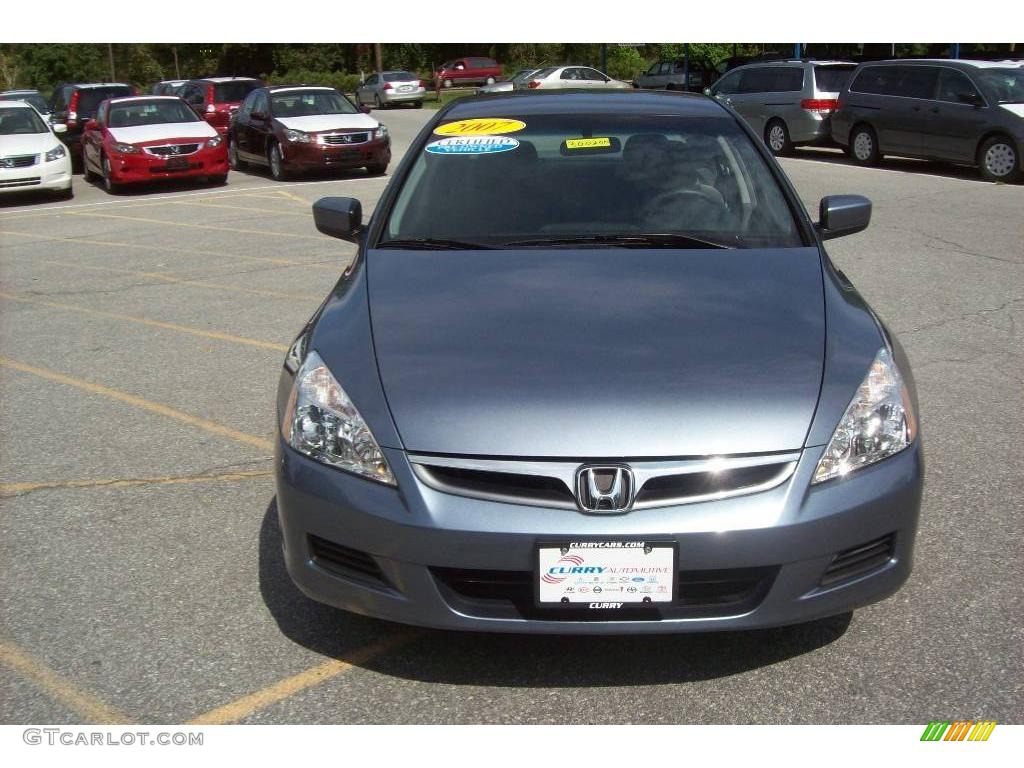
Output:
107,122,217,144
367,248,826,458
0,132,58,156
275,113,378,133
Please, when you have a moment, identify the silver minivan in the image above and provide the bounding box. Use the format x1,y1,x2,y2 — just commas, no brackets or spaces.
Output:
706,60,856,155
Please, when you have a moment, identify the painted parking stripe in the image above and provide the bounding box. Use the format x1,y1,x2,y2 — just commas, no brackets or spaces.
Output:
0,469,272,498
0,292,288,352
0,229,344,271
0,357,273,451
0,638,132,724
68,210,325,240
185,631,419,725
165,199,311,217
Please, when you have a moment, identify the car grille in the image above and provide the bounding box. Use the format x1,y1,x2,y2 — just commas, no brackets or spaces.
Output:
144,143,201,157
411,452,799,510
0,176,41,188
819,533,896,587
431,565,778,621
321,131,371,145
308,535,391,589
0,154,38,169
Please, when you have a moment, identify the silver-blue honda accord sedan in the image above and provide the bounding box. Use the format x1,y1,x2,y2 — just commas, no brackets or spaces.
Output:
274,90,923,633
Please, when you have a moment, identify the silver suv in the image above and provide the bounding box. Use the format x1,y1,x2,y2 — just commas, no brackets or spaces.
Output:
706,60,856,155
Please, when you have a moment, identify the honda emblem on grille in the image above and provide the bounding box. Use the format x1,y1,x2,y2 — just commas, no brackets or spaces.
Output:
575,465,634,513
168,145,181,155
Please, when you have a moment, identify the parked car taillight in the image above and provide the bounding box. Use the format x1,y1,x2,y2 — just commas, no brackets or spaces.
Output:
419,80,427,88
527,80,541,89
384,82,393,91
67,91,80,127
205,85,216,113
800,98,838,113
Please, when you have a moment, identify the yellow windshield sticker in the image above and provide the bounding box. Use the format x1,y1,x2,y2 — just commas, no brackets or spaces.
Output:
565,137,612,150
434,118,527,136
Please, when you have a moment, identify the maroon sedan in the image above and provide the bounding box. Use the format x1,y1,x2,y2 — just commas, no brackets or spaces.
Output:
81,96,229,193
228,86,390,180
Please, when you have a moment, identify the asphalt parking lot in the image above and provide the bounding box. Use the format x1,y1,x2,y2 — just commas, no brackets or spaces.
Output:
1,105,1022,725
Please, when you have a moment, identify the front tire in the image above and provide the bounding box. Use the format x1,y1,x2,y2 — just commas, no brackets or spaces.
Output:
765,119,794,156
485,77,496,85
442,78,453,89
208,174,228,186
850,124,881,166
101,155,120,194
978,135,1020,183
374,93,383,110
413,101,423,109
365,162,387,176
228,138,246,170
268,143,288,181
83,157,98,182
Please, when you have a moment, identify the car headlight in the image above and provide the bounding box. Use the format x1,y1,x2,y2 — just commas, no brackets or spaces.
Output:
374,124,389,140
206,135,222,148
812,348,918,484
112,142,139,154
44,144,66,162
284,129,313,143
281,349,395,485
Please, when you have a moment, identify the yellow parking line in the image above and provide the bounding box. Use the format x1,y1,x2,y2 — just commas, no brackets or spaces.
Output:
0,229,342,271
166,199,310,217
0,291,288,352
0,639,133,724
273,189,311,205
186,631,419,725
0,469,273,497
0,357,273,451
33,258,323,302
69,210,324,240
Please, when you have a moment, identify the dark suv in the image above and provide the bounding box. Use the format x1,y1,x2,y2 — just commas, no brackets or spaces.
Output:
50,83,134,163
179,77,264,136
831,59,1024,182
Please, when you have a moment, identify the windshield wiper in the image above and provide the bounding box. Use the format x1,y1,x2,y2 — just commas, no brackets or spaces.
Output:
375,237,501,250
502,233,734,249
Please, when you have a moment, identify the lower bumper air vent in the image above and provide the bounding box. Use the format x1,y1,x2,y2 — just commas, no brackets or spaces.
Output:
820,533,896,587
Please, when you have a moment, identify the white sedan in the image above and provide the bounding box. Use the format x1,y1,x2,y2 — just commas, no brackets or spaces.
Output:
520,66,631,91
0,100,72,197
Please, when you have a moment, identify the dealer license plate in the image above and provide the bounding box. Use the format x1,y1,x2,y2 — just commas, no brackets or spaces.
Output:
536,541,676,606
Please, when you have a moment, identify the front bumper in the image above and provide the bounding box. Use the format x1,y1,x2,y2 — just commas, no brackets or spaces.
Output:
281,137,390,171
275,437,923,634
107,144,228,185
0,154,72,193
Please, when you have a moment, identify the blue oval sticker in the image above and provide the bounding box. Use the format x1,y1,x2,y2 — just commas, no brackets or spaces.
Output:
425,136,520,155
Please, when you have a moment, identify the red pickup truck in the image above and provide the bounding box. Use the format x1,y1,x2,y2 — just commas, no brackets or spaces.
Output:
434,57,503,88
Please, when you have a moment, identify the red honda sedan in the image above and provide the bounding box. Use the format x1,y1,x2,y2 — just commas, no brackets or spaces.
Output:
81,96,229,193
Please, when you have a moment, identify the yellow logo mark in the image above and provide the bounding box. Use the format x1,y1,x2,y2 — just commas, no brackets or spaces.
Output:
565,137,612,150
434,118,527,136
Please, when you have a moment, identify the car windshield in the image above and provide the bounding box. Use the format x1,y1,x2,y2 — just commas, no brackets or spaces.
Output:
271,90,357,117
813,65,856,92
108,100,201,127
382,72,417,82
77,87,132,116
213,81,261,103
1,93,49,113
973,68,1024,103
384,113,804,249
0,107,49,134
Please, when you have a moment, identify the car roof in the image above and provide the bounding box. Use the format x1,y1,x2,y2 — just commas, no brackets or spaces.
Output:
732,59,855,69
859,58,1020,70
106,95,181,105
193,76,261,83
1,89,40,95
66,83,132,89
444,90,730,119
0,100,38,110
266,85,336,93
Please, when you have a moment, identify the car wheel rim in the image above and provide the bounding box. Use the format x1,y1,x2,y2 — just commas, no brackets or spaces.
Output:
769,126,785,151
271,148,281,177
102,159,112,189
853,132,872,160
984,143,1015,177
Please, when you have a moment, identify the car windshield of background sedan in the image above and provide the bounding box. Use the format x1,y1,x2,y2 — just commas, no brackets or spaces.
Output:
382,71,417,82
108,100,202,127
271,90,358,117
0,107,49,134
214,81,261,102
384,114,803,249
974,67,1024,103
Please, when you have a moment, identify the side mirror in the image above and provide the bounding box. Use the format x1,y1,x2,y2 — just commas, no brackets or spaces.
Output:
957,91,983,106
703,87,712,96
358,104,371,114
52,122,67,134
313,197,362,242
816,195,871,240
